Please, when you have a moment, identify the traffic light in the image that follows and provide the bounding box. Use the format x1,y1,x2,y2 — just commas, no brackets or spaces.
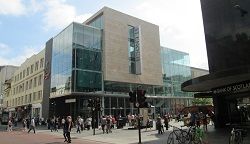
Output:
137,90,147,108
129,91,136,103
137,90,146,103
95,98,101,111
87,99,93,108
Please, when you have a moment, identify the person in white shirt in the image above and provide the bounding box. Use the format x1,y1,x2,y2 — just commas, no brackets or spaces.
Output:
7,119,13,132
28,117,36,134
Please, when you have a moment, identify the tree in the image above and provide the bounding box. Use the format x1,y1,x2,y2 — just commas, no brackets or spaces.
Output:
192,98,212,105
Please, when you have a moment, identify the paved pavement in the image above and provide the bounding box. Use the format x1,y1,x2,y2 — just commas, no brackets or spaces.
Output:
1,120,250,144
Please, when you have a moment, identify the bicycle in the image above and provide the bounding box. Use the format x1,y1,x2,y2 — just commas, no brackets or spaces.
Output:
167,125,187,144
180,125,204,144
229,128,247,144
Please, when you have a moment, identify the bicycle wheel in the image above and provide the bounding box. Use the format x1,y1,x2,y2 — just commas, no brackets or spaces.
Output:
178,130,189,144
235,132,243,144
167,132,175,144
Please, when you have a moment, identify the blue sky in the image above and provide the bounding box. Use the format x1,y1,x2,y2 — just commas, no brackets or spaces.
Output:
0,0,208,69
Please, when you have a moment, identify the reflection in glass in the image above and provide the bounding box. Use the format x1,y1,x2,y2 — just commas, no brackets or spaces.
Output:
51,22,102,96
160,47,192,97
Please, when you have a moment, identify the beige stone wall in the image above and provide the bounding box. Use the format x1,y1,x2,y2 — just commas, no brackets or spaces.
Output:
4,49,45,109
86,7,163,86
191,67,209,78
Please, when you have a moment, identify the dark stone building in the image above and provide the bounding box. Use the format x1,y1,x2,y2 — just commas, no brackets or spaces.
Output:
182,0,250,128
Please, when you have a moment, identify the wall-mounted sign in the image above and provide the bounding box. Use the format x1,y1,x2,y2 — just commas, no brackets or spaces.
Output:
134,26,142,75
212,81,250,94
65,99,76,103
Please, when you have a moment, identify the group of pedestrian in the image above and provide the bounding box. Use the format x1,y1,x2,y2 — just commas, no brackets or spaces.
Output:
100,115,115,134
189,111,209,131
156,115,169,134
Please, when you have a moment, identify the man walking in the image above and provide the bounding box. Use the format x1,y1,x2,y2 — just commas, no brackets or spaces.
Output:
63,116,72,143
28,117,36,134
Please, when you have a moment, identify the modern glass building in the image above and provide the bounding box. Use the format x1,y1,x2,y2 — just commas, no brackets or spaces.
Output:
51,22,102,96
48,7,194,119
161,47,191,97
49,22,102,117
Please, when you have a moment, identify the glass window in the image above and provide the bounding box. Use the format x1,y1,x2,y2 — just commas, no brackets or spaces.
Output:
31,64,34,74
23,70,25,78
40,58,44,68
128,25,136,74
29,79,32,89
93,29,102,49
26,81,28,90
29,93,32,103
111,97,117,108
104,97,110,108
118,98,124,108
51,23,73,96
25,95,27,103
33,92,36,101
74,70,102,92
34,77,37,87
88,15,103,29
160,47,191,97
38,74,42,85
83,26,94,49
35,61,39,71
26,67,30,76
75,49,101,71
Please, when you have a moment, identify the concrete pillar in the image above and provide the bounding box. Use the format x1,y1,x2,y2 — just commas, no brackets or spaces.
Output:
213,95,229,128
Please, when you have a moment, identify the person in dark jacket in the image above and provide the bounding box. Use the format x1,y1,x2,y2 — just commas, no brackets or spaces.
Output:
156,115,163,134
164,115,169,130
63,116,73,143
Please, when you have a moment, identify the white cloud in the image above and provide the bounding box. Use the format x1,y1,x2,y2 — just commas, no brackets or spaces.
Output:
0,0,26,16
29,0,44,13
42,0,92,30
0,43,10,55
127,0,208,69
74,13,93,23
0,43,43,66
0,0,45,16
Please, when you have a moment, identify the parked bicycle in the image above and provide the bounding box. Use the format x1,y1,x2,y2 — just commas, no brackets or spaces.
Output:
167,125,187,144
229,128,247,144
167,125,204,144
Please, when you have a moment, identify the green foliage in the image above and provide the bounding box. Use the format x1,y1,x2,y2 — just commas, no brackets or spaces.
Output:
192,98,212,105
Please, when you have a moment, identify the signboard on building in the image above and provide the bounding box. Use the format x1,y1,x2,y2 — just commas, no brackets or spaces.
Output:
134,26,142,75
212,80,250,94
65,99,76,103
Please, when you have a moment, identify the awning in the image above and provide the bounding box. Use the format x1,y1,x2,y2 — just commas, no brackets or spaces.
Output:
182,66,250,92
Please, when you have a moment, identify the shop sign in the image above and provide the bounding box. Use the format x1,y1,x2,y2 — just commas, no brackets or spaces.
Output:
65,99,76,103
213,81,250,94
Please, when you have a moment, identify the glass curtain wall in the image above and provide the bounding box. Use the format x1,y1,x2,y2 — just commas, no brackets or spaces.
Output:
161,47,192,97
51,24,73,96
88,15,103,29
51,22,102,96
72,23,102,92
